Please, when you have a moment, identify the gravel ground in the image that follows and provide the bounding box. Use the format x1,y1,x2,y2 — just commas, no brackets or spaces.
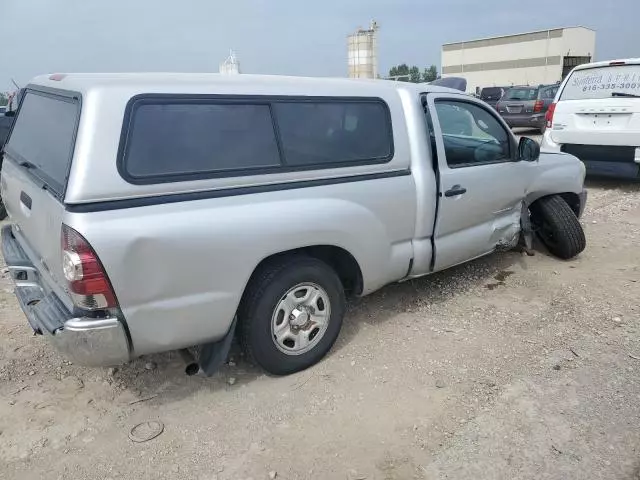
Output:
1,178,639,480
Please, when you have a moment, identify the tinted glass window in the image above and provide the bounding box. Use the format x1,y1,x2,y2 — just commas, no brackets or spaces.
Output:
560,65,640,100
273,101,392,166
5,92,79,195
480,87,504,101
435,101,510,167
540,86,558,99
503,88,538,101
124,102,281,179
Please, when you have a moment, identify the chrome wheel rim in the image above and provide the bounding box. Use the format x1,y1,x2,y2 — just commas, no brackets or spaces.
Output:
271,282,331,355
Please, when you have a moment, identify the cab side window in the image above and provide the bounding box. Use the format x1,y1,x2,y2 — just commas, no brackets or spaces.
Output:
434,100,511,168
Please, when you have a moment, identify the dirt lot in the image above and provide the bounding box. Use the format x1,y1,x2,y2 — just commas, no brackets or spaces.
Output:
1,177,639,480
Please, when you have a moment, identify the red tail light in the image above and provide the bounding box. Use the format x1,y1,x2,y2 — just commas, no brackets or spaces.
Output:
533,100,544,113
545,102,557,129
61,225,118,310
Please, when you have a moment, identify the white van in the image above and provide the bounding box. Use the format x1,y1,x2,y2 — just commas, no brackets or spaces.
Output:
542,58,640,179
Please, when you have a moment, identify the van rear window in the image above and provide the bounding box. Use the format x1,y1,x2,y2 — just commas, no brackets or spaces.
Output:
503,88,538,101
5,91,79,195
119,96,393,183
560,64,640,101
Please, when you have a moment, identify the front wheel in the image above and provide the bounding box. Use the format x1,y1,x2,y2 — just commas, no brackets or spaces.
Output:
238,256,346,375
0,201,6,220
530,195,586,259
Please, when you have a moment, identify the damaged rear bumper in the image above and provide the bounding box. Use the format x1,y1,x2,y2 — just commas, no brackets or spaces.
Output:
2,225,131,366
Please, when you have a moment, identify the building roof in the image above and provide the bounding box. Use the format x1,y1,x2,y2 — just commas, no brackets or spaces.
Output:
443,26,595,47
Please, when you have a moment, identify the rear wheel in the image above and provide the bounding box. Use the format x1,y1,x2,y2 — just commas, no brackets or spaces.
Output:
0,201,6,220
530,195,586,259
238,256,346,375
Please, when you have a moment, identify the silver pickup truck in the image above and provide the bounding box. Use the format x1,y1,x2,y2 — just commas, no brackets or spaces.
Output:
0,73,586,376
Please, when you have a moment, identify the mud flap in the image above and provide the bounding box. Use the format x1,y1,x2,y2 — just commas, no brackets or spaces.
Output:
197,316,237,376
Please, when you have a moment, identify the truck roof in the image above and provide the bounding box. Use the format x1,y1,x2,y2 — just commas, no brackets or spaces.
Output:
28,72,461,97
571,58,640,71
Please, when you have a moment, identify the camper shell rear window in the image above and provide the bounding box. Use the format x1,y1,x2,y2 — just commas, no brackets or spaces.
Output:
4,89,80,197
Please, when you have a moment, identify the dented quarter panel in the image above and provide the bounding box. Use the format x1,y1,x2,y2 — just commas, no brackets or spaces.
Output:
63,175,416,356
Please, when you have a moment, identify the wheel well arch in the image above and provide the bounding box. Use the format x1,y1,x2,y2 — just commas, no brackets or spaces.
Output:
528,192,581,217
248,246,364,298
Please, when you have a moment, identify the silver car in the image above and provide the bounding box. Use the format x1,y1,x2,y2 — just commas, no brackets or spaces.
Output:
1,73,587,376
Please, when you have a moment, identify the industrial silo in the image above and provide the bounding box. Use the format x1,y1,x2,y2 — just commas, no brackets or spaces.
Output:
347,21,379,79
219,50,241,75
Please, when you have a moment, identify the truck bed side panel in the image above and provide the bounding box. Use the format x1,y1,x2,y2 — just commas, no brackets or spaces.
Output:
65,175,416,356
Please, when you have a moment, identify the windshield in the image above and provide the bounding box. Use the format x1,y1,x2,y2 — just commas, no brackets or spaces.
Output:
560,64,640,101
503,88,538,101
4,91,79,196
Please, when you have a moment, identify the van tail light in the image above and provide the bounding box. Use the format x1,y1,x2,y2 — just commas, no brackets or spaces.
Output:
533,100,544,113
545,102,557,128
61,225,118,310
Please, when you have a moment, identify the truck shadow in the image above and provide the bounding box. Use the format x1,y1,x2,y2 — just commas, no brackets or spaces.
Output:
334,250,525,351
585,177,640,193
113,249,527,403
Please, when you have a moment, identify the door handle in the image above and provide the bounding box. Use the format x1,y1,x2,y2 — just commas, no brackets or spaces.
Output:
444,185,467,197
20,191,32,210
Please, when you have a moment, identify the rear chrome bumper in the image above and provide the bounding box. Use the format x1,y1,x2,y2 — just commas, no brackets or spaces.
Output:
1,225,131,366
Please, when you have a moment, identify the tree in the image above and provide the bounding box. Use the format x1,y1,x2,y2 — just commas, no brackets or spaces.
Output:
388,64,440,83
422,65,438,83
388,64,410,81
409,66,422,83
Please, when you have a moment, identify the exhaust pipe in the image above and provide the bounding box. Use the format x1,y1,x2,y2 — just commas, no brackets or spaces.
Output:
179,349,200,376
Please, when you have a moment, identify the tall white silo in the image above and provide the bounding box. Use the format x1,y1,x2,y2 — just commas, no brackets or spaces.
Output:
219,50,241,75
347,21,379,79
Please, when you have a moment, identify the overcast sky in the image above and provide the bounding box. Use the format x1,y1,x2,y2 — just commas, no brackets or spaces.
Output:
1,0,637,91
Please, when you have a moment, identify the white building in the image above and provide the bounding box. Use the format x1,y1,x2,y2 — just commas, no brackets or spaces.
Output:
441,27,596,93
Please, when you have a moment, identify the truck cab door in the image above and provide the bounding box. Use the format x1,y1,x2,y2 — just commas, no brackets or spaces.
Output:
424,93,533,271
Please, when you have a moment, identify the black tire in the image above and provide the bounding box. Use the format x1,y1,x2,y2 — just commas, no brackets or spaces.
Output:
238,256,346,375
530,195,586,259
0,201,6,221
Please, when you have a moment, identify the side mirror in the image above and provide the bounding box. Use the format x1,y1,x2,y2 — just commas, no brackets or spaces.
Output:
518,137,540,162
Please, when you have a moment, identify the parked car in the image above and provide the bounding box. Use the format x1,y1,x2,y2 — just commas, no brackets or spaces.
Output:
429,76,467,92
542,58,640,179
479,86,509,109
497,84,559,131
1,73,586,376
